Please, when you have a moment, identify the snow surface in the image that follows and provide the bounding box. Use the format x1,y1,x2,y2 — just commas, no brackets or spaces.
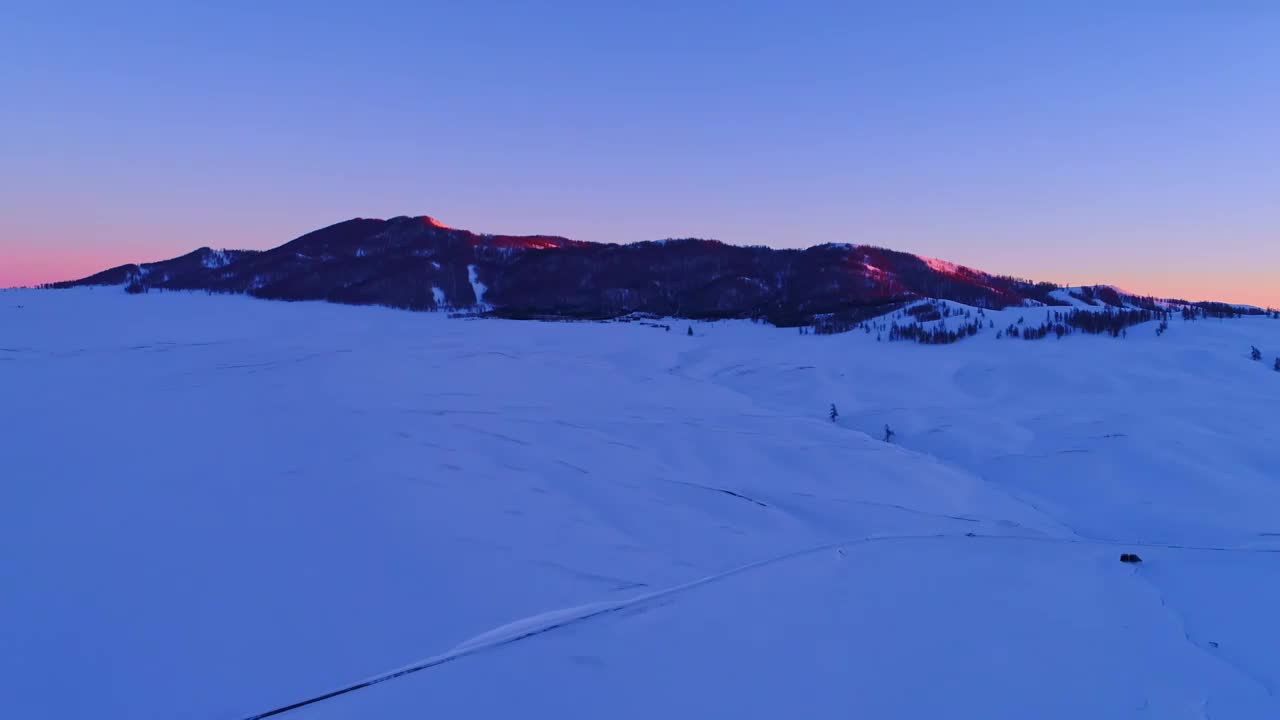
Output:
3,288,1280,720
1050,287,1097,308
203,250,233,269
466,264,487,307
1051,286,1148,310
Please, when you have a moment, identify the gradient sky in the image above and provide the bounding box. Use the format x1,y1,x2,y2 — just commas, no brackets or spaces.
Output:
3,1,1277,305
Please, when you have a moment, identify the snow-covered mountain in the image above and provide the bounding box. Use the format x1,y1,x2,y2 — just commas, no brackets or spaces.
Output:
4,287,1280,719
51,215,1257,325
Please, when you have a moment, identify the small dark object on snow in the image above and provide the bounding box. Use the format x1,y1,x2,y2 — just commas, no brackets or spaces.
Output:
1119,553,1143,564
1209,641,1220,648
687,326,693,336
964,532,976,537
883,424,895,442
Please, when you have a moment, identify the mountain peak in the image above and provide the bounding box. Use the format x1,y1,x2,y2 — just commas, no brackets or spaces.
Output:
50,213,1242,322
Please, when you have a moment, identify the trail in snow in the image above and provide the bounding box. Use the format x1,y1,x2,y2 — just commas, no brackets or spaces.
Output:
1137,570,1276,700
238,532,946,719
237,529,1280,719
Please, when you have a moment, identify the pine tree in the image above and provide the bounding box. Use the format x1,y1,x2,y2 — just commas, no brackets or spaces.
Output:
1252,346,1263,361
687,326,693,337
829,404,839,422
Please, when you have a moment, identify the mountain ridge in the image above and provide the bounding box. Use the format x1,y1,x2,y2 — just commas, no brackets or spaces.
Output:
47,215,1257,325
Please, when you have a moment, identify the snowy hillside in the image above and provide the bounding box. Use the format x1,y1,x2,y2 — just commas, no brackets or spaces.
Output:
4,288,1280,720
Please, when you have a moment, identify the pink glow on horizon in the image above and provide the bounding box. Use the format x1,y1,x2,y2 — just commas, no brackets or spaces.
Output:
2,248,143,289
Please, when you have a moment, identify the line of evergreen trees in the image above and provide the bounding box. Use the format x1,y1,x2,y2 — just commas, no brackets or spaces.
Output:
802,298,1275,343
1000,308,1166,341
886,318,983,344
871,304,1173,346
881,302,989,344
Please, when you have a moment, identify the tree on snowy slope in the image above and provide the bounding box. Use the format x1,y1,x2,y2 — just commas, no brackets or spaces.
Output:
1252,346,1263,361
829,404,839,422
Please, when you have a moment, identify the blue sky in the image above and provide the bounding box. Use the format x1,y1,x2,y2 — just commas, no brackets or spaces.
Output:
2,1,1277,304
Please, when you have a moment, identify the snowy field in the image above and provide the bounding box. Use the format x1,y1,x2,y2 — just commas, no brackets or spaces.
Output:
4,287,1280,720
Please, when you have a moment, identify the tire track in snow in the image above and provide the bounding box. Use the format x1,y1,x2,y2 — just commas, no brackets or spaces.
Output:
236,532,946,719
667,479,769,507
967,533,1280,555
238,531,1279,719
1135,569,1276,702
